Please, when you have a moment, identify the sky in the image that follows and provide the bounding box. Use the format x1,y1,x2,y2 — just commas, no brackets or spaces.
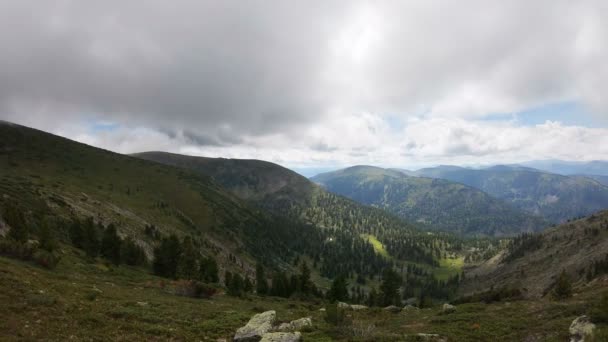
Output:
1,1,608,175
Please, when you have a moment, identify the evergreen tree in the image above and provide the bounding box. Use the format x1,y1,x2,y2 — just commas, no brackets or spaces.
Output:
553,269,573,300
153,235,181,279
380,268,402,306
228,273,244,296
256,263,269,295
177,236,198,279
82,219,100,259
121,237,146,266
244,277,253,293
299,261,312,295
37,220,56,252
69,220,84,248
100,224,122,265
328,275,349,302
200,257,219,283
4,204,28,243
367,287,378,307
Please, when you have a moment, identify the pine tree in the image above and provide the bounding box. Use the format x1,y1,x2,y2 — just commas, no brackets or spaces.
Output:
380,268,402,306
256,263,269,295
4,204,28,243
328,275,349,302
200,257,219,283
177,236,198,279
37,220,56,252
299,261,312,295
153,235,181,278
82,219,100,259
121,237,146,266
100,224,122,265
244,277,253,293
553,269,573,300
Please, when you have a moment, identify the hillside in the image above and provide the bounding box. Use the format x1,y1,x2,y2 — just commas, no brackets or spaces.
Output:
0,121,320,275
413,165,608,223
311,165,546,236
461,210,608,299
520,159,608,176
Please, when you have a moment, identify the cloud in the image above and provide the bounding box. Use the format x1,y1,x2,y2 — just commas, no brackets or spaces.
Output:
0,1,607,168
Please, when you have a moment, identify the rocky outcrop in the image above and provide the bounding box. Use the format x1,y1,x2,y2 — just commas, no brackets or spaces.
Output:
259,332,301,342
569,315,595,342
403,305,419,311
234,310,276,341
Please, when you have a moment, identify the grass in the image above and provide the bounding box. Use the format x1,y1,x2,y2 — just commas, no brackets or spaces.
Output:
434,257,464,280
361,234,390,259
2,246,603,341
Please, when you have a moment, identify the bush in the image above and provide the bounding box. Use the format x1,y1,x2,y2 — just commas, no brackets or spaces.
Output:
553,270,573,300
174,280,217,299
0,239,36,259
325,302,347,326
590,293,608,324
32,249,60,269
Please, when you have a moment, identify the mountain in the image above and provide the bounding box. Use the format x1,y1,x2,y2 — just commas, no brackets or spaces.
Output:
310,165,546,236
413,164,608,223
573,174,608,187
519,159,608,176
0,121,313,272
461,210,608,299
134,152,423,234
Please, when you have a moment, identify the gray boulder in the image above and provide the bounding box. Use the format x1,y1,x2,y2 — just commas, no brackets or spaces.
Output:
350,304,368,311
441,303,456,314
234,310,276,342
275,317,312,332
260,332,302,342
403,305,419,311
337,302,351,310
569,315,595,342
383,305,402,313
403,297,417,306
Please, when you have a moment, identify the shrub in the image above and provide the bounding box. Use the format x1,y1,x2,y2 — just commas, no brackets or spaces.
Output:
32,249,60,269
325,302,347,326
553,270,573,300
590,293,608,324
174,280,217,299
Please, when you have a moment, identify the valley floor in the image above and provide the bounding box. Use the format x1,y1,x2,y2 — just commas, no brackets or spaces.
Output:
2,249,606,341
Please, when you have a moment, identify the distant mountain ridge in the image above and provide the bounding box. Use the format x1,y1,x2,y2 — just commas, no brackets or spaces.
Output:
311,165,546,236
411,164,608,223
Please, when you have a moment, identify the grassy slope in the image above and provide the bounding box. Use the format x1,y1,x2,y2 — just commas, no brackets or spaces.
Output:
0,121,295,274
461,210,608,298
1,247,605,341
312,165,546,236
414,165,608,223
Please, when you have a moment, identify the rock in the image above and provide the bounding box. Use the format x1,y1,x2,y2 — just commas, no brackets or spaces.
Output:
403,297,417,306
350,304,368,311
318,308,326,312
337,302,351,310
403,305,419,311
441,303,456,314
275,317,312,332
289,317,312,330
569,315,595,342
260,332,301,342
383,305,402,313
234,310,276,342
136,301,148,307
416,333,447,341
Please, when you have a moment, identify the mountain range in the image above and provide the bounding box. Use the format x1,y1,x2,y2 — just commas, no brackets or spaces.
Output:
311,165,546,236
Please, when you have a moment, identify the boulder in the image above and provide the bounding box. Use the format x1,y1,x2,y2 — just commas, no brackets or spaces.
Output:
384,305,402,313
337,302,351,310
275,317,312,332
441,303,456,314
350,304,368,311
234,310,276,342
403,297,417,306
569,315,595,342
260,332,302,342
403,305,419,311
